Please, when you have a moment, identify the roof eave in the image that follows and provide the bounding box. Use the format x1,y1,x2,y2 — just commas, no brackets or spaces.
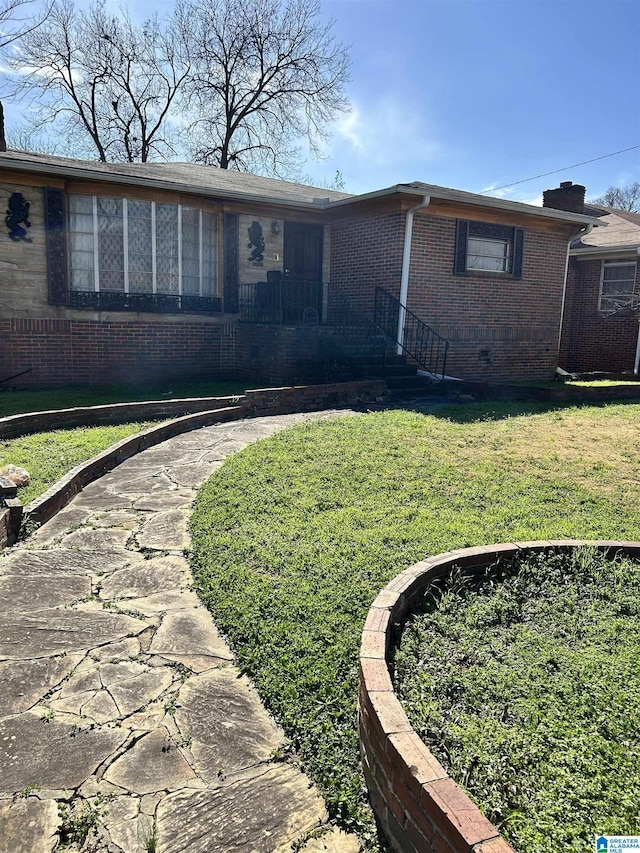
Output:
570,244,640,257
327,183,602,226
0,155,341,210
0,153,604,225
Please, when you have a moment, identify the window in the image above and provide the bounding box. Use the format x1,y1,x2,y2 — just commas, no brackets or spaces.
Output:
454,220,524,278
467,236,510,272
598,260,638,313
68,195,220,313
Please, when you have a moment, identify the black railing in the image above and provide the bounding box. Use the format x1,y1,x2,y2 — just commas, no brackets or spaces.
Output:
320,289,388,380
70,291,222,314
374,286,449,380
239,277,323,324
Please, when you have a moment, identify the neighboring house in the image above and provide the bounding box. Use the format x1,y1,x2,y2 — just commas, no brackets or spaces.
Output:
553,185,640,374
0,151,597,388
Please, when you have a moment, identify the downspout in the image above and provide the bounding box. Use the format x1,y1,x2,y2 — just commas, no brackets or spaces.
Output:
558,223,594,366
397,195,431,354
634,247,640,373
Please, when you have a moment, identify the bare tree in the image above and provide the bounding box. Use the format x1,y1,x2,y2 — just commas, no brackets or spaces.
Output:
0,0,51,144
176,0,350,176
592,182,640,212
0,0,50,49
8,0,189,161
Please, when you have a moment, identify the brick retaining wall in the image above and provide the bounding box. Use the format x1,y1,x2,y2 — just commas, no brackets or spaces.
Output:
359,540,640,853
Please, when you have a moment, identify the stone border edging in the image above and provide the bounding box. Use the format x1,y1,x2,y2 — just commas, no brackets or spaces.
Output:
0,396,240,440
0,380,385,440
439,379,640,403
359,539,640,853
1,379,384,544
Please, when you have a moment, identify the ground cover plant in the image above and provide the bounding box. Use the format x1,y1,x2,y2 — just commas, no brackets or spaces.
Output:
189,400,640,849
394,547,640,852
569,378,640,386
0,422,156,504
0,379,246,417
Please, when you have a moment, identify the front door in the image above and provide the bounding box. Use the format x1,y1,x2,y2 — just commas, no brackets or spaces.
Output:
283,222,324,321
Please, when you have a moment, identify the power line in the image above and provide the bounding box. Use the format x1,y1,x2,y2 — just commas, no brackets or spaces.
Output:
481,145,640,194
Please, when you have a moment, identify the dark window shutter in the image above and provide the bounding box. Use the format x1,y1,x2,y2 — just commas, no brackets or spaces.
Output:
223,212,239,313
454,219,469,275
512,227,525,279
43,188,68,305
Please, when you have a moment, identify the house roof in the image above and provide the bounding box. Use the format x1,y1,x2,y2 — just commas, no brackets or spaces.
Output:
570,204,640,255
0,149,600,226
0,150,351,206
328,180,600,225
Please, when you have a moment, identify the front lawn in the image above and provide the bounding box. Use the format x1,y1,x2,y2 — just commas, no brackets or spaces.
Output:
0,422,156,505
189,401,640,849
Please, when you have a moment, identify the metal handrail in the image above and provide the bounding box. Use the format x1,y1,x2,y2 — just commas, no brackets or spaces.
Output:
373,286,449,380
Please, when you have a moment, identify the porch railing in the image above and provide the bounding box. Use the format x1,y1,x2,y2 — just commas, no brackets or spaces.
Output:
374,286,449,380
239,278,323,324
69,291,222,314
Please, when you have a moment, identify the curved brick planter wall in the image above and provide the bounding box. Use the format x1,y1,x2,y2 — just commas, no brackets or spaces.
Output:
359,540,640,853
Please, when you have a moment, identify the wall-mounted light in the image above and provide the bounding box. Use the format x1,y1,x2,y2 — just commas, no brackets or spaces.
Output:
271,220,280,236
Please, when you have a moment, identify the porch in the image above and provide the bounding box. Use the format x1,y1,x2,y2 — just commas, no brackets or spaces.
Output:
238,275,324,324
235,281,449,386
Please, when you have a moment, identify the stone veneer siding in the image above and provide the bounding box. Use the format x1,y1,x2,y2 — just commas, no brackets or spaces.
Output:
0,179,335,388
559,257,640,373
330,208,571,382
0,180,231,387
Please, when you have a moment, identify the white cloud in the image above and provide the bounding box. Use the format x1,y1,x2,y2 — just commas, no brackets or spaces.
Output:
516,193,544,207
334,107,365,154
333,96,444,171
479,182,511,198
478,182,543,206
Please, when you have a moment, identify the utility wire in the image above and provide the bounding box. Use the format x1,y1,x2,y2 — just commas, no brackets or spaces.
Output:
481,145,640,194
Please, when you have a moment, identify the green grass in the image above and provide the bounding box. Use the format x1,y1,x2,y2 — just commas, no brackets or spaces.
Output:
394,547,640,852
569,379,640,387
189,400,640,848
0,380,247,417
0,422,156,505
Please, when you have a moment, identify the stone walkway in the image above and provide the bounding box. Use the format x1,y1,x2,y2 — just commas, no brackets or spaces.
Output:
0,411,361,853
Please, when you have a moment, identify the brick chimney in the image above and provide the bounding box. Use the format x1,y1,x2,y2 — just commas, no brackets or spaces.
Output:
542,181,586,214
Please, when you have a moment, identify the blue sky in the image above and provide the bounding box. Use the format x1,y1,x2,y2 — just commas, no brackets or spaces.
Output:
3,0,639,203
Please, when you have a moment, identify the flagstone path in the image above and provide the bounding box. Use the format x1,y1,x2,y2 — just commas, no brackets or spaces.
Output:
0,411,361,853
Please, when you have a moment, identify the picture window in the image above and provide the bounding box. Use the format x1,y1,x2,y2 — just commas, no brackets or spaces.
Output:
68,194,218,301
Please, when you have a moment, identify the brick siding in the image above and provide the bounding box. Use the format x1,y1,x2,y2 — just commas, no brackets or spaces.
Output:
234,323,324,386
0,318,224,387
331,209,570,382
559,257,639,373
330,210,405,316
